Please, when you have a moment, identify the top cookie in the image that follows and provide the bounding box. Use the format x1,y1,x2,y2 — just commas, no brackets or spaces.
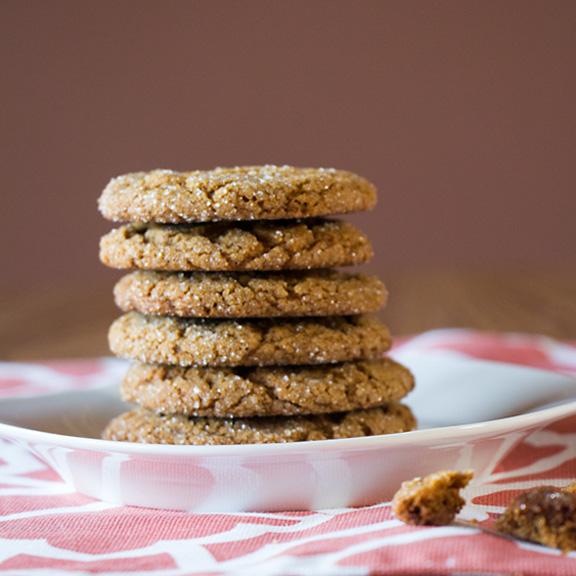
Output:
98,166,377,223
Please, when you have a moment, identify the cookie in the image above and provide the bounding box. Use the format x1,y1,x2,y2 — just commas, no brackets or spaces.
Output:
495,486,576,552
99,219,373,271
119,358,414,417
392,470,473,526
113,269,387,318
109,313,392,367
102,402,416,445
98,166,377,223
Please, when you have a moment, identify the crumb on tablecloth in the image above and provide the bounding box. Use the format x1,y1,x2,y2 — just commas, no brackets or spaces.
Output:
392,469,474,526
495,485,576,552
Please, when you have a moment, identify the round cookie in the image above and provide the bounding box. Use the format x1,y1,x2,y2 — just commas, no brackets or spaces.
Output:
102,402,416,445
98,166,377,223
113,269,387,318
109,313,392,367
99,219,373,271
119,358,414,417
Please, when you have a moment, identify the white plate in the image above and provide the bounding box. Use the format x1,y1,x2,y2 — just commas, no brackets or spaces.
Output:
1,352,576,512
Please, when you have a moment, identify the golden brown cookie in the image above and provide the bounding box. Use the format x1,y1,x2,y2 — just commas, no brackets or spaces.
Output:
392,470,474,526
109,313,392,367
99,219,373,271
113,270,387,318
119,358,414,417
495,486,576,552
102,402,416,445
98,166,377,223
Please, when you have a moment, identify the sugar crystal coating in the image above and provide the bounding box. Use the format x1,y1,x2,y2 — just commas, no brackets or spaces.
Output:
102,402,416,445
98,166,377,223
109,313,392,367
119,358,414,417
113,269,387,318
99,219,373,271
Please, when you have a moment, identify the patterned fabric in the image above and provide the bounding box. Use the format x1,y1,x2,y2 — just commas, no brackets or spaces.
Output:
1,329,576,575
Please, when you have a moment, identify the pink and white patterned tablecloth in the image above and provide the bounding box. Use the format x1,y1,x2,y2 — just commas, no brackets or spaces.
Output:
1,329,576,576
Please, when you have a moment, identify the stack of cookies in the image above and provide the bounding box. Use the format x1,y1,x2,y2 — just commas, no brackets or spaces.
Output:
98,165,416,445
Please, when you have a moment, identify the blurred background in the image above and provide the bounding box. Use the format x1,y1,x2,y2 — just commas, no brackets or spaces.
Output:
1,0,575,356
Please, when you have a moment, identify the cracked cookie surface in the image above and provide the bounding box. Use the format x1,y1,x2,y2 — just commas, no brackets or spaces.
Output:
119,358,414,417
102,402,416,445
109,313,392,367
113,269,387,318
98,165,377,223
99,219,373,271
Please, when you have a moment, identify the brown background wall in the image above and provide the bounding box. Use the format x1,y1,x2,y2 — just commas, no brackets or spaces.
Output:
1,0,575,291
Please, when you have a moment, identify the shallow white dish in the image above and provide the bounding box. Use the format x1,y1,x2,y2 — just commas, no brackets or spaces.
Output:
1,352,576,512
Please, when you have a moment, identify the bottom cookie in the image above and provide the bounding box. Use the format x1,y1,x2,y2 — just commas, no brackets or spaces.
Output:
102,403,416,445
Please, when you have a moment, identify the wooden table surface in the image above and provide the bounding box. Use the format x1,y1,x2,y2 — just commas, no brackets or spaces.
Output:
1,267,575,361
